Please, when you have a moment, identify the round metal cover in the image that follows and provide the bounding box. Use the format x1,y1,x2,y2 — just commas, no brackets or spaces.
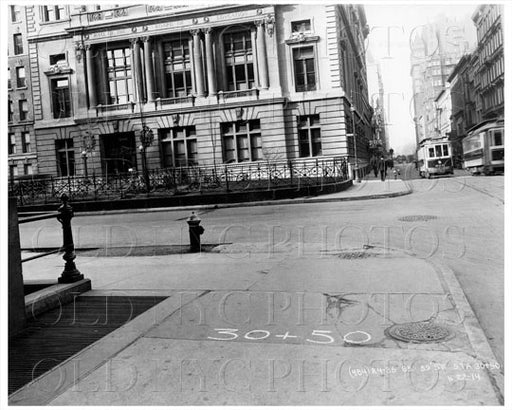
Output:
385,321,451,343
398,215,438,222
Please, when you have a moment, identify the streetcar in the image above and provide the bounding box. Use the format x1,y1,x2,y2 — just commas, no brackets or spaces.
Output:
416,137,454,178
462,119,504,175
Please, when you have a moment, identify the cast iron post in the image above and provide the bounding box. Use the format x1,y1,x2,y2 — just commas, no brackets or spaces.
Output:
57,194,84,283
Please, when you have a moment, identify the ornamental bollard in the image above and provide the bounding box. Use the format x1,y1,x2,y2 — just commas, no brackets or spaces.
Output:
186,212,204,253
57,194,84,283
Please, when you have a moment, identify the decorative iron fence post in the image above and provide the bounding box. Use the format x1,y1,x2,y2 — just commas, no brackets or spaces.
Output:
224,166,229,192
57,194,84,283
288,160,294,186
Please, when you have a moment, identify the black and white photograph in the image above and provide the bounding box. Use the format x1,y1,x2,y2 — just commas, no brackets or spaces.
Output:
2,1,508,407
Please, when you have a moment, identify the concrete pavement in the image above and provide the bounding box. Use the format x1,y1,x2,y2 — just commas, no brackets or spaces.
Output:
9,176,504,405
12,243,503,405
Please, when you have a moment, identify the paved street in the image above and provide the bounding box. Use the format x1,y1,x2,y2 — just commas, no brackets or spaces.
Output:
17,171,504,405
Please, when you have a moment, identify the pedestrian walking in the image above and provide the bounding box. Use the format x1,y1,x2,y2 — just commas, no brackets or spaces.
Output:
378,156,387,181
370,155,378,178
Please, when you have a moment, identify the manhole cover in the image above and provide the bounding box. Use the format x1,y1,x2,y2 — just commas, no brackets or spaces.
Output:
398,215,438,222
385,321,451,343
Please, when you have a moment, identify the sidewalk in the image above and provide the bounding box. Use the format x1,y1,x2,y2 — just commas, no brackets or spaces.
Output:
11,243,503,405
72,179,411,216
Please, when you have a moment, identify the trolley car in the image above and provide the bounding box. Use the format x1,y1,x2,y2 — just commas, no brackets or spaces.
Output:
417,137,454,178
462,119,504,175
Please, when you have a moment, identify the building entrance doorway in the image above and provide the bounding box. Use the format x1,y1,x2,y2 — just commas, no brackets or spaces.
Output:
100,132,137,175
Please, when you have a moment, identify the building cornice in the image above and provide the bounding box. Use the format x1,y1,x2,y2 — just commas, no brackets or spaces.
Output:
65,4,270,36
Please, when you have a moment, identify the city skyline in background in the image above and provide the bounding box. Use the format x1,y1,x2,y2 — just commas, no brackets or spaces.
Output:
365,4,477,155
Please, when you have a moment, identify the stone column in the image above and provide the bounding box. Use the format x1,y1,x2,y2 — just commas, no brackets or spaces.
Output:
218,34,227,91
203,27,217,96
251,27,260,88
255,20,269,89
157,40,167,98
191,29,204,97
142,37,155,102
86,45,97,107
131,38,145,102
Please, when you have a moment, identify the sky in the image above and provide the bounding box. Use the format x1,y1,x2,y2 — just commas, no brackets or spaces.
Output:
365,4,477,155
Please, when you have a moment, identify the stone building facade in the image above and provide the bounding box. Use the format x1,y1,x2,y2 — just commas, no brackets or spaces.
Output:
410,15,475,144
471,4,504,122
7,5,37,179
11,4,373,179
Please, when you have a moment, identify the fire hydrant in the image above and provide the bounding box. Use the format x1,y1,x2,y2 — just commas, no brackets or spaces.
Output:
186,212,204,253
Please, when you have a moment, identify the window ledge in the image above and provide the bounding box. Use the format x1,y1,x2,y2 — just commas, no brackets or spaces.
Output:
96,102,136,115
40,18,71,26
16,86,28,91
217,89,259,101
285,35,319,45
156,95,195,108
44,66,73,76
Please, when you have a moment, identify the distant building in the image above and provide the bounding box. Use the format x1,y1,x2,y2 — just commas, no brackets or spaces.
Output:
8,4,374,179
410,14,476,145
366,50,387,155
434,86,452,140
472,4,504,121
8,5,37,180
447,54,478,165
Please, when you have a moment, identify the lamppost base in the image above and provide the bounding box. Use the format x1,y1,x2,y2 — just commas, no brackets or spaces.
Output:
58,265,84,283
59,271,84,283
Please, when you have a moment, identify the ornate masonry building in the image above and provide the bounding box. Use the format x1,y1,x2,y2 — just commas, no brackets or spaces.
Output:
471,4,504,122
8,5,37,179
8,4,373,178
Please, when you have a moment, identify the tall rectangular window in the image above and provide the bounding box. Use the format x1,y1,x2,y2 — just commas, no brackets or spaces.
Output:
9,133,17,155
10,165,19,179
16,66,26,88
106,47,133,104
221,120,262,163
24,163,33,175
13,34,23,55
21,132,31,153
293,47,316,92
51,78,71,118
159,127,197,167
42,5,66,22
224,30,254,91
8,99,14,122
8,67,12,89
298,115,322,157
163,39,192,97
19,99,28,121
11,5,21,22
56,139,75,176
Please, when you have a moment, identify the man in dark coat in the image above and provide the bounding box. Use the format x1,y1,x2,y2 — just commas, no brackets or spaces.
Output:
378,156,387,181
370,155,378,177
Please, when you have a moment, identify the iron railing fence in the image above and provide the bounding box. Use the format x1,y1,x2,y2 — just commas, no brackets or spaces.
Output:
9,157,350,206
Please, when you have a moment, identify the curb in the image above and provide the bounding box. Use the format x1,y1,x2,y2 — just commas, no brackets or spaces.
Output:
25,279,92,318
70,187,412,217
428,259,504,404
8,291,207,405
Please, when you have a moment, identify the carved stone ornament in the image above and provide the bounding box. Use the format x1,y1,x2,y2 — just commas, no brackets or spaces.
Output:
172,114,180,126
75,41,85,52
235,107,244,120
266,14,275,37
